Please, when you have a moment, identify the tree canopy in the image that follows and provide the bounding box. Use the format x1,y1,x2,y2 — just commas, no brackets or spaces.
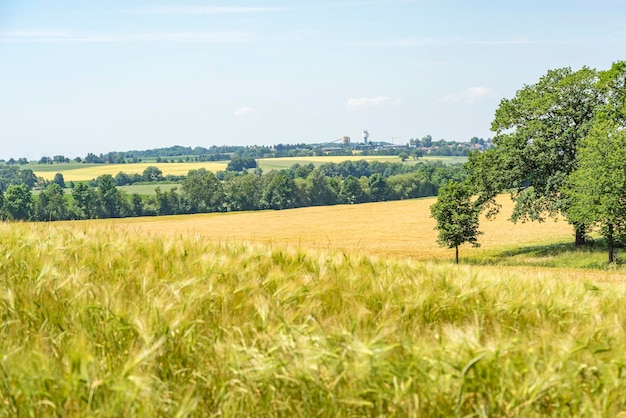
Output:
430,181,481,264
466,65,605,244
567,121,626,263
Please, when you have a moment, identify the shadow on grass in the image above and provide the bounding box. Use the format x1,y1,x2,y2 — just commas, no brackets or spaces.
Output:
465,239,625,270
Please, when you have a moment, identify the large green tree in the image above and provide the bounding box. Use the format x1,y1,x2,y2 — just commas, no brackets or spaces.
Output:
430,181,481,264
181,169,224,213
466,66,604,244
338,175,366,204
223,173,263,211
261,171,300,210
3,184,33,221
52,173,65,188
97,174,125,218
35,183,69,221
71,183,98,219
567,121,626,263
304,169,336,206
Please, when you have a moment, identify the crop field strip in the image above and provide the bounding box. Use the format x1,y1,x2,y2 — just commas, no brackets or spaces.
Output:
53,192,626,274
58,197,585,264
31,155,466,181
32,161,230,181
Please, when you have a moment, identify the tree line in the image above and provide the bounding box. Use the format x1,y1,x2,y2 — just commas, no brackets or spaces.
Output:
431,61,626,264
0,160,465,222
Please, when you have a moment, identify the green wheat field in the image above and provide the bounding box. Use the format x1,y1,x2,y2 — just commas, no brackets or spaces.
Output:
1,198,626,416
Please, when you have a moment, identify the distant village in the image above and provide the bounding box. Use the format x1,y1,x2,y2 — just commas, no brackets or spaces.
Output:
319,130,492,156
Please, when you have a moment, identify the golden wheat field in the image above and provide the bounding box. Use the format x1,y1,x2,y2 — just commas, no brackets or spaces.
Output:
49,195,626,280
4,195,626,415
62,196,567,258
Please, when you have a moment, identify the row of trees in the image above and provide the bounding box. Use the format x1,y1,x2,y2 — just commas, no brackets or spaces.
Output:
0,161,465,222
432,61,626,263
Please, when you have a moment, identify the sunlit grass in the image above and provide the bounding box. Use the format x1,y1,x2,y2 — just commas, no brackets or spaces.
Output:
1,222,626,416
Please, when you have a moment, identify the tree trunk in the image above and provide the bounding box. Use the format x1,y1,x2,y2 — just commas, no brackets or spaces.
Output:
455,245,459,265
574,223,587,246
608,224,615,264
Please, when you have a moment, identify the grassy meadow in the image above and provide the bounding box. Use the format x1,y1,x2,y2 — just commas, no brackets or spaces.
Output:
2,196,626,416
31,155,465,182
118,183,181,196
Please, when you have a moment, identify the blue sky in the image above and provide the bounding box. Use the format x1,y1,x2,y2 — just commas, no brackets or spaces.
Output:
0,0,624,160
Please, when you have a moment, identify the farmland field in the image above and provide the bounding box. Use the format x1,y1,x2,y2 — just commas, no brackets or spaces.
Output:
32,162,229,182
74,196,575,263
2,197,626,416
31,155,464,181
118,183,181,196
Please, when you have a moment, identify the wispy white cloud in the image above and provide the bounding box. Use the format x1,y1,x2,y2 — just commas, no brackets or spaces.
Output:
0,30,253,43
130,6,290,14
357,37,450,47
358,36,581,47
234,106,259,117
440,87,498,104
347,96,392,109
412,61,446,68
470,37,581,46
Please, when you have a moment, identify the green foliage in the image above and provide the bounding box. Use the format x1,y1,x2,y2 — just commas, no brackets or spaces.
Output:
142,166,164,182
71,183,98,219
304,169,336,206
98,174,125,218
0,166,37,191
154,186,180,216
180,169,224,213
2,160,466,222
35,183,69,221
430,181,481,263
130,193,144,217
226,157,257,171
338,175,367,204
3,183,33,220
52,172,65,188
368,173,391,202
261,171,300,210
223,173,263,211
567,121,626,263
467,66,603,242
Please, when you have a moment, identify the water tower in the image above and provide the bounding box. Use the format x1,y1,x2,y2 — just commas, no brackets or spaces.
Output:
363,130,369,145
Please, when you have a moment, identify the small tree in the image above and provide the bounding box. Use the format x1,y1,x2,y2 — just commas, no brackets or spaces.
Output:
53,172,66,188
430,181,481,264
